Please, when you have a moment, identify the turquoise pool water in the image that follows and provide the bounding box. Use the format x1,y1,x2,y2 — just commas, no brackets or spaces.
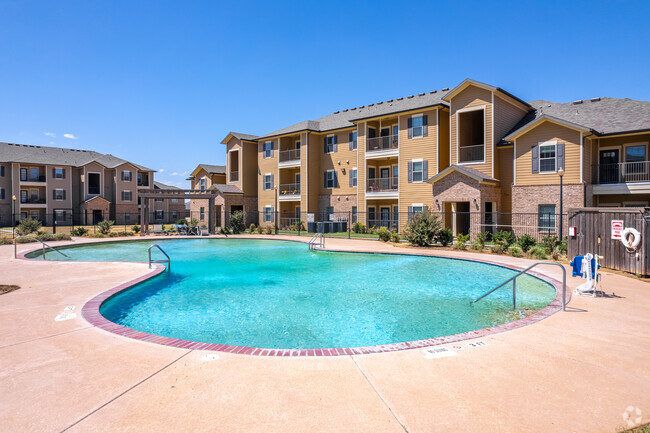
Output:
29,239,556,349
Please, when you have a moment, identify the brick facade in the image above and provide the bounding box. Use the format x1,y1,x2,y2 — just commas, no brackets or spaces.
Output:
318,194,357,219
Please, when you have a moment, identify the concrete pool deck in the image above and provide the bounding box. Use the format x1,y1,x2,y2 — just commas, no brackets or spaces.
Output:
0,235,648,432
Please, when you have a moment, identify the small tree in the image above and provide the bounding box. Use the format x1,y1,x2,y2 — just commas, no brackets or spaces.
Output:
454,233,470,250
230,211,245,234
434,228,453,247
405,211,442,246
188,218,199,228
516,234,536,252
377,227,391,242
97,220,114,235
131,225,141,234
16,218,42,236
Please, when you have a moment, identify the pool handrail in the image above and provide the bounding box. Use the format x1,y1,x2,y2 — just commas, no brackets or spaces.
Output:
148,244,170,270
471,261,567,311
14,235,69,259
308,233,324,250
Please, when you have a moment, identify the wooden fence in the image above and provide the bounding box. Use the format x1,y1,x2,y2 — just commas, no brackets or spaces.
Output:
567,207,649,276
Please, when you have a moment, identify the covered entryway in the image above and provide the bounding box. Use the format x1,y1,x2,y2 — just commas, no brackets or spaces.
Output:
139,189,221,235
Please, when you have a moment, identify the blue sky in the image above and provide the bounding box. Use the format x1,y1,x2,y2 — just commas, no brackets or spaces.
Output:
1,0,649,187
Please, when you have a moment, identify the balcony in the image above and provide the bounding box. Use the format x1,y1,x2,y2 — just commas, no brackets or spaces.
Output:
366,135,398,155
279,183,300,200
458,144,484,163
230,171,239,182
591,161,650,195
366,177,398,198
279,149,301,166
21,197,46,204
20,175,46,183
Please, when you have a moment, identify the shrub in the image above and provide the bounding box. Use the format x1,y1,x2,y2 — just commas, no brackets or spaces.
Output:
0,237,13,245
175,218,188,225
131,225,141,234
16,218,42,236
509,245,523,257
558,236,568,254
516,234,536,252
249,223,256,233
35,232,56,242
53,233,71,241
434,228,454,247
352,222,366,234
71,227,88,237
551,247,562,261
377,227,391,242
264,226,273,235
492,230,515,248
470,241,483,252
390,232,401,243
453,233,469,250
476,231,488,248
189,218,199,228
97,220,114,235
528,245,547,260
367,227,376,235
109,231,131,237
541,235,559,255
16,236,36,244
220,226,231,235
490,244,505,254
405,212,442,246
256,225,263,234
230,211,245,234
87,233,105,238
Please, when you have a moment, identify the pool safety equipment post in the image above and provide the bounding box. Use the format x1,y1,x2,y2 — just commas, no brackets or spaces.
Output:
558,167,564,239
11,195,16,238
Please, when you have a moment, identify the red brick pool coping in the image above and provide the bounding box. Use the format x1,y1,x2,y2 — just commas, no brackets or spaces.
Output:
18,238,570,357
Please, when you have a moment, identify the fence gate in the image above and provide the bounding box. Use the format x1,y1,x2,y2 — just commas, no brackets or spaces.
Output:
567,207,649,276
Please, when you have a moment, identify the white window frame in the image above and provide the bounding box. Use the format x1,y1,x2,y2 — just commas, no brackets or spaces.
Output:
87,171,101,195
122,190,132,201
54,209,66,222
411,203,424,214
199,177,207,191
263,173,273,190
53,189,65,201
53,167,65,179
538,204,557,231
263,141,273,158
455,105,486,165
263,205,274,222
325,169,336,189
411,114,424,139
200,206,205,221
228,148,240,183
538,140,557,174
350,131,357,150
122,170,132,182
325,135,336,154
351,168,357,187
623,142,649,176
412,158,424,183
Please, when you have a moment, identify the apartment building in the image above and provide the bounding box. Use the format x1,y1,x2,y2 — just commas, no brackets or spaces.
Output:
197,78,649,235
152,181,187,223
0,142,173,226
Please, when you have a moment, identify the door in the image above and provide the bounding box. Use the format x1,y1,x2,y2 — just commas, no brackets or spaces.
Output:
455,202,470,236
368,167,376,191
599,149,619,184
380,207,390,227
380,167,390,191
484,202,495,234
92,209,103,224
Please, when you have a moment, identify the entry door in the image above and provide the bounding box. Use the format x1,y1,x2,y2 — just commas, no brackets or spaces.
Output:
92,209,103,224
599,149,620,183
380,207,390,227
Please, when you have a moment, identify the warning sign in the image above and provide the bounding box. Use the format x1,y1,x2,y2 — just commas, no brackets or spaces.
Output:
611,220,624,240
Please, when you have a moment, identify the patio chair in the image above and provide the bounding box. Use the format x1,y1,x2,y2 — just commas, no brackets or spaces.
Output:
152,224,166,235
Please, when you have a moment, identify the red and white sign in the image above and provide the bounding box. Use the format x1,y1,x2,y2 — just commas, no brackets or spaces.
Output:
611,220,624,240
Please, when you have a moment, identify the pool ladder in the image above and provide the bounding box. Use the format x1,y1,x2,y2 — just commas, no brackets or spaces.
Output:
148,244,170,270
14,235,69,259
471,261,567,311
308,233,324,250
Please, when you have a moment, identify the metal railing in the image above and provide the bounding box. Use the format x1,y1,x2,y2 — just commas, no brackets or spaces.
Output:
14,235,69,259
367,134,398,152
21,197,46,204
20,175,46,182
591,161,650,184
148,244,170,270
458,144,485,163
279,148,301,162
308,232,324,250
471,261,567,311
366,177,398,192
279,183,300,196
229,171,239,182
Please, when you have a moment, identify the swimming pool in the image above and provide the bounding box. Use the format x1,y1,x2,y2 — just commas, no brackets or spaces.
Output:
28,239,557,350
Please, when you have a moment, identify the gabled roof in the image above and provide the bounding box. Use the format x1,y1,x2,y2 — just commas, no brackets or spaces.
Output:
428,165,499,184
504,97,650,140
211,184,243,194
502,114,592,142
256,88,451,140
191,164,227,177
83,195,110,204
220,132,259,144
0,142,154,171
442,78,533,110
154,181,182,190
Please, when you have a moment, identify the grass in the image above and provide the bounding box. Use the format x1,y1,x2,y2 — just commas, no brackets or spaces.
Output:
276,230,379,239
0,285,20,295
620,423,650,433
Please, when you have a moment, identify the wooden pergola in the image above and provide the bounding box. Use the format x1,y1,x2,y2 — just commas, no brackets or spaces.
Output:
138,189,219,236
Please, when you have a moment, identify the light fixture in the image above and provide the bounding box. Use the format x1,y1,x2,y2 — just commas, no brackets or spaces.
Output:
558,167,565,177
337,160,341,165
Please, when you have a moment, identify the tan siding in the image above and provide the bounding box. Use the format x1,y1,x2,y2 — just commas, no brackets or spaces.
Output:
257,138,278,215
300,132,309,210
242,141,258,197
496,147,513,213
515,121,581,185
493,94,528,143
113,163,137,206
438,109,450,172
357,124,366,224
307,133,320,213
226,137,243,190
317,128,357,197
449,85,493,176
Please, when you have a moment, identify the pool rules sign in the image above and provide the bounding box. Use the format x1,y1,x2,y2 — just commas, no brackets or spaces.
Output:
611,220,624,240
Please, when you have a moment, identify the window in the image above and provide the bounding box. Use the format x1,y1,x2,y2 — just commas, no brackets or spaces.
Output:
200,207,205,221
324,170,336,188
263,141,273,158
125,214,131,222
171,198,178,203
412,161,423,182
327,206,334,220
20,168,27,181
350,168,357,187
155,198,163,202
53,168,65,179
264,206,274,222
0,166,4,176
411,115,423,138
351,206,357,223
625,144,647,174
350,131,357,150
53,189,65,201
122,191,132,201
122,170,132,181
54,210,66,222
538,204,556,231
324,135,336,153
88,173,100,195
20,190,27,203
172,211,178,220
263,174,273,190
137,172,149,186
368,207,376,225
392,165,399,187
0,188,4,200
155,210,164,220
30,168,39,181
295,206,301,219
539,143,557,173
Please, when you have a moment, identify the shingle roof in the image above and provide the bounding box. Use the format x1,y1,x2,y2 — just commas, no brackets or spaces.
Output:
154,181,182,190
0,142,154,171
504,97,650,140
198,164,226,175
428,165,499,184
257,89,449,139
211,184,243,194
230,132,258,141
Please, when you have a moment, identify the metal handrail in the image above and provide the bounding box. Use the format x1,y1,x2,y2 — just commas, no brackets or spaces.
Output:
14,235,69,259
308,233,324,250
471,261,567,311
148,244,170,270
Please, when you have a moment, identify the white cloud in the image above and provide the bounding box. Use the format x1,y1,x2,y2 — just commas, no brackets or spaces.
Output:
45,132,56,138
63,133,78,140
171,172,179,176
182,171,189,175
158,169,165,173
49,141,55,145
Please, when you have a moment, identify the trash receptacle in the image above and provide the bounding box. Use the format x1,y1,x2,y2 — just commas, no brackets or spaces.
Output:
307,222,317,233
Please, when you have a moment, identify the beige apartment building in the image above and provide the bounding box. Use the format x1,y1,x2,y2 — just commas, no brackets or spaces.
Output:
0,142,178,226
195,78,650,236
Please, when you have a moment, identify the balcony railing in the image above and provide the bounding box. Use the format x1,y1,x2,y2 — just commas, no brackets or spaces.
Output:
21,197,46,204
279,183,300,196
367,134,398,152
458,144,484,163
20,175,46,182
592,161,650,184
279,148,301,163
230,171,239,182
366,177,398,193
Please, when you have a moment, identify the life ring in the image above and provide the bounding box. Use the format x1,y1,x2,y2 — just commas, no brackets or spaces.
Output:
621,227,641,249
